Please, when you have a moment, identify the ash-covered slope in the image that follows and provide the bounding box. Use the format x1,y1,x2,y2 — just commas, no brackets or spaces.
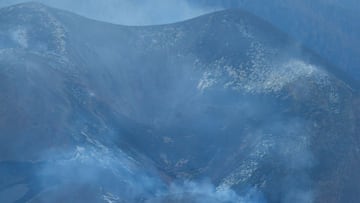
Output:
0,3,359,203
194,0,360,82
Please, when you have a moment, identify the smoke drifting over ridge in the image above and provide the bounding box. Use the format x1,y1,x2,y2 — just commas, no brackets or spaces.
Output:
28,146,261,202
0,0,220,25
0,1,359,202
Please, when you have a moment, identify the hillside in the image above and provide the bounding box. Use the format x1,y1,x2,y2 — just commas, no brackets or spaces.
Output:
0,3,359,203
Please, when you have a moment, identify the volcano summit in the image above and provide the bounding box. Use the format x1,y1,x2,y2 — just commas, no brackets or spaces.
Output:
0,3,359,203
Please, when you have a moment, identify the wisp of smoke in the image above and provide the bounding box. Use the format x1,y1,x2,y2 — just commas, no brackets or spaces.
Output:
0,0,221,25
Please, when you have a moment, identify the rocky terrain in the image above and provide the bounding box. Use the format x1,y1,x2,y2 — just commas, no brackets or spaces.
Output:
0,3,359,203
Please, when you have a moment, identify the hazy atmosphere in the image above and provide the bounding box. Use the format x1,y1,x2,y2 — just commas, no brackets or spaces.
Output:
1,0,359,80
0,0,220,25
0,1,359,203
0,0,358,25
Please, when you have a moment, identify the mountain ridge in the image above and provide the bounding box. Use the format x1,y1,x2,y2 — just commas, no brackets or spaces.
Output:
0,2,359,203
2,2,358,90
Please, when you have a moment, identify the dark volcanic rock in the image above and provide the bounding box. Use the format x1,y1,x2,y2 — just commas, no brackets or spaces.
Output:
0,2,359,203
